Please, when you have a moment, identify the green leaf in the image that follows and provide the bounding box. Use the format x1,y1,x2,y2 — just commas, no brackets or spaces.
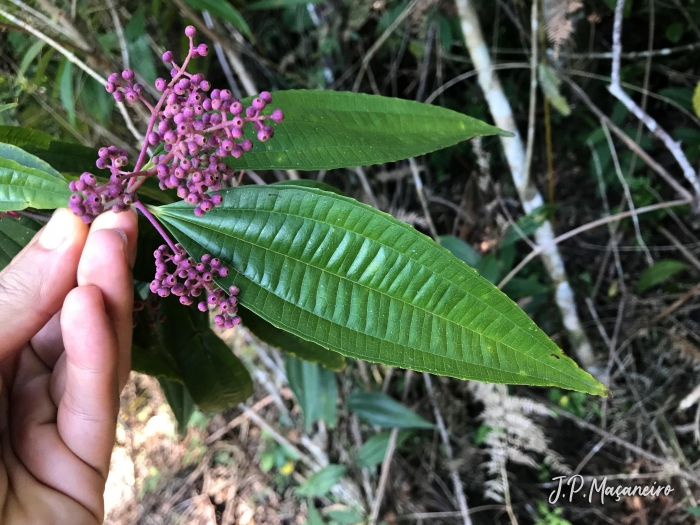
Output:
692,82,700,119
666,22,684,43
0,157,71,211
185,0,252,39
501,205,554,247
0,103,17,114
0,214,43,271
502,277,550,302
131,299,183,383
323,508,365,525
270,179,346,197
686,506,700,518
438,235,480,267
158,377,196,435
248,0,325,9
306,500,325,525
637,259,689,293
0,142,63,179
243,306,345,370
347,392,434,429
153,185,607,396
225,90,510,171
538,64,570,117
125,9,157,85
0,126,102,174
286,355,338,432
357,430,412,468
296,464,347,497
158,296,254,412
59,59,76,126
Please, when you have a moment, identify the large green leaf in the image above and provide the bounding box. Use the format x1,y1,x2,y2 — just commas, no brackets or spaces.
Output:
0,143,63,179
0,214,43,271
225,90,509,171
243,305,345,370
286,355,338,432
132,299,183,383
0,157,71,211
152,186,607,396
158,296,254,412
0,126,101,174
158,377,196,435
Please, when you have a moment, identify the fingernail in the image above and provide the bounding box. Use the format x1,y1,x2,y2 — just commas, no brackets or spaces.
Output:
39,209,75,250
113,228,129,261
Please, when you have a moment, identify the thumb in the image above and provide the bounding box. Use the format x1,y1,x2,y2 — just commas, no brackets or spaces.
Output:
0,209,88,358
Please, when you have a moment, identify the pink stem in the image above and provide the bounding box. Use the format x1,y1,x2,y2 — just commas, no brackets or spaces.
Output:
133,201,177,253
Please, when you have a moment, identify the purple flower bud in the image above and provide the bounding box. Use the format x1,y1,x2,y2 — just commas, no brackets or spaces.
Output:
158,287,171,298
199,80,211,91
257,128,272,142
105,82,116,93
271,109,284,123
229,286,240,295
155,78,167,91
197,44,208,56
241,139,253,151
108,72,120,83
114,91,125,102
125,90,138,103
163,50,174,62
180,296,193,306
148,132,161,145
252,97,266,111
185,25,196,38
220,90,231,101
246,106,256,118
218,267,229,277
260,91,272,103
121,70,134,81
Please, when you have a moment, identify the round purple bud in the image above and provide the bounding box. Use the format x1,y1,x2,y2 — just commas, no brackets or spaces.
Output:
162,50,174,62
108,72,120,84
155,78,167,91
185,25,196,38
260,91,272,103
252,97,265,111
271,109,284,123
105,82,116,93
241,139,253,151
113,91,125,102
121,69,134,81
197,44,208,56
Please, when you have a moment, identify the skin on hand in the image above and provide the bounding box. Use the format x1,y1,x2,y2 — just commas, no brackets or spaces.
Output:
0,208,137,524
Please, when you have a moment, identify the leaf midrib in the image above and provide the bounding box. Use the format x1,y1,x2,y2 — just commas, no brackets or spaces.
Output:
160,203,579,384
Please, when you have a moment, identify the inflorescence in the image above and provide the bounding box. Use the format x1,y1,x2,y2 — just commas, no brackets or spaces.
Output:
67,26,281,326
151,244,241,329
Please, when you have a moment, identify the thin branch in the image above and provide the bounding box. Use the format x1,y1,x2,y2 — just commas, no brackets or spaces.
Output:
609,0,700,200
106,0,129,70
561,73,693,202
498,198,692,288
455,0,595,369
202,10,241,99
353,0,420,92
523,0,538,196
409,159,439,240
424,373,473,525
601,122,653,266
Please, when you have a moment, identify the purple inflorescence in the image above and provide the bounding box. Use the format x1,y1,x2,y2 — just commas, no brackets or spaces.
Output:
68,24,284,222
150,244,242,329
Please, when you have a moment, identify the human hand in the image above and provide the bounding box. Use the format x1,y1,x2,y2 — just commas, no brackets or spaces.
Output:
0,208,137,524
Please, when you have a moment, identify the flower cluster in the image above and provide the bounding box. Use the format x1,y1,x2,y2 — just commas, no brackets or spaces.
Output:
68,24,283,222
151,244,241,329
65,26,280,327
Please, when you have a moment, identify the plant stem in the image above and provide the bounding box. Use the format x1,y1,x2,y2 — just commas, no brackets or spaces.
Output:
133,201,177,253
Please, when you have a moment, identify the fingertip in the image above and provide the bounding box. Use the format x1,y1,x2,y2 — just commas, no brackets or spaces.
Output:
90,209,138,267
